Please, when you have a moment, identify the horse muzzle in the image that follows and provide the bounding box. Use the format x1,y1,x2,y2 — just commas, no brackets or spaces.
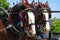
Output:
27,30,36,37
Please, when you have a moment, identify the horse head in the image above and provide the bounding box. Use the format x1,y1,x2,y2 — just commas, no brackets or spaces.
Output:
38,7,51,34
24,8,36,37
7,3,36,38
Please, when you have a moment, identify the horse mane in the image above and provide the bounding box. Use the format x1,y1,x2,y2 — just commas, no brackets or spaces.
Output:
11,3,26,13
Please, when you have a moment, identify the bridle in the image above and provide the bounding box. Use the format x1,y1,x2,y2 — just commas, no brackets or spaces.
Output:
36,7,50,31
0,7,20,33
24,8,36,37
39,8,50,22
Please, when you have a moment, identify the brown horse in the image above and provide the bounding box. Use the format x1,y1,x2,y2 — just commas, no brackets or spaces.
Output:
0,7,22,40
0,19,20,40
0,6,35,40
0,19,35,40
36,5,51,40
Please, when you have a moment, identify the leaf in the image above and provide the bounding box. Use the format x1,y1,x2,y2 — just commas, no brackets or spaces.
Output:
51,17,60,33
0,0,10,10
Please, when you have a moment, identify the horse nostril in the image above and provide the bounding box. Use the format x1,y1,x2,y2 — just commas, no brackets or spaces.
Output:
29,30,33,33
29,30,36,34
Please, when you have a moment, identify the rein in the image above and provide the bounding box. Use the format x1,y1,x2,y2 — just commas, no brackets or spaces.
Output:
0,17,20,32
0,24,20,33
0,24,12,32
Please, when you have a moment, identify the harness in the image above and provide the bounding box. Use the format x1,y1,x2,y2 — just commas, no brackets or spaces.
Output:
23,8,37,37
5,11,24,35
36,7,50,33
38,8,51,22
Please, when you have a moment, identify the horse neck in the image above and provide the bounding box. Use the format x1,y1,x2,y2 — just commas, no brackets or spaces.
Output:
0,19,5,29
0,19,7,35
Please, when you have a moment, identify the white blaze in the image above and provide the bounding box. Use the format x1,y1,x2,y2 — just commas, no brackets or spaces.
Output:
43,10,50,30
28,12,36,34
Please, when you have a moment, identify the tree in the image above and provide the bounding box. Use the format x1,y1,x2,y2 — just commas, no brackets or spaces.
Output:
0,0,10,10
51,17,60,33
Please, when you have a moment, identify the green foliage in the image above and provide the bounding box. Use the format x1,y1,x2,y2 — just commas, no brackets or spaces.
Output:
0,11,4,15
51,17,60,33
0,0,10,10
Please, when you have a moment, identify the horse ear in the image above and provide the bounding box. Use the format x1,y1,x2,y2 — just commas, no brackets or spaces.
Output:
45,1,49,6
45,1,48,4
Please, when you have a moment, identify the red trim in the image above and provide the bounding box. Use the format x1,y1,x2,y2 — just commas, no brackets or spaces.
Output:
25,0,29,5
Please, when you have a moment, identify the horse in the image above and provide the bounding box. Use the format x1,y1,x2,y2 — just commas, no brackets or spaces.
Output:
0,7,22,40
35,5,51,40
42,8,51,40
0,2,51,40
24,8,36,36
0,5,33,40
1,3,36,40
